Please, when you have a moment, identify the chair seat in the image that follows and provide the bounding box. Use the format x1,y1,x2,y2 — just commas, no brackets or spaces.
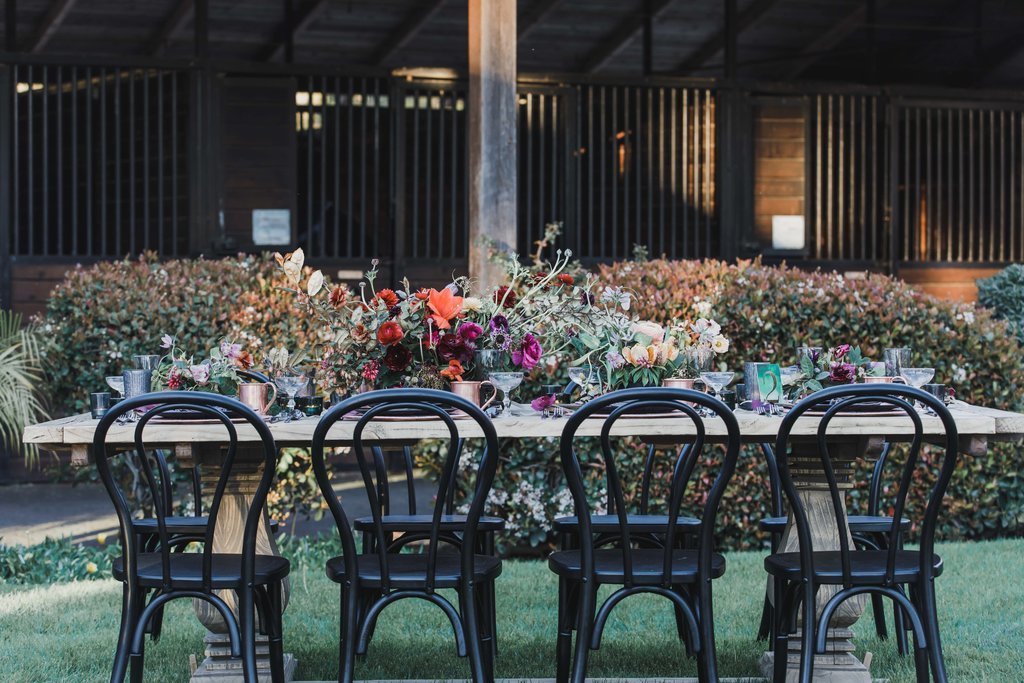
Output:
758,515,911,534
325,552,502,589
553,514,701,534
352,514,505,533
764,550,943,584
112,553,291,589
134,516,281,536
548,548,726,584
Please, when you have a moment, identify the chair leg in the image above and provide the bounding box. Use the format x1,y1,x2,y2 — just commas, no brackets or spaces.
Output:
696,581,718,683
920,580,948,683
893,585,910,656
799,582,816,683
757,590,773,641
673,583,694,656
339,585,359,683
771,579,789,683
871,592,889,640
459,582,488,683
110,585,137,683
477,582,496,681
238,585,258,683
268,581,286,683
556,578,573,683
569,583,596,683
127,588,147,683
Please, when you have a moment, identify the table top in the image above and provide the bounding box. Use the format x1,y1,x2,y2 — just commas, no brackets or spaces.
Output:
22,401,1024,451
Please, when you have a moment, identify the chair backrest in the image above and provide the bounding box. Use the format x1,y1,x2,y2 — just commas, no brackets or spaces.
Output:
774,384,958,586
560,387,741,587
310,388,500,592
93,391,279,592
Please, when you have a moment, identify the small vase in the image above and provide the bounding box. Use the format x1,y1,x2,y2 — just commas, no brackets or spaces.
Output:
663,378,696,390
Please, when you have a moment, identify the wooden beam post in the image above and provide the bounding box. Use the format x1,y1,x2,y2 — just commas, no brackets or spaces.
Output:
467,0,517,290
0,65,11,310
147,0,193,56
262,0,328,63
27,0,78,53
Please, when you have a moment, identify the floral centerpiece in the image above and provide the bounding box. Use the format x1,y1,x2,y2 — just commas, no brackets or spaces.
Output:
151,336,251,394
789,344,873,399
274,242,600,397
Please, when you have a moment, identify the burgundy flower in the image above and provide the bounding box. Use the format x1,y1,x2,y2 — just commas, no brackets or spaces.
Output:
493,286,517,309
458,321,484,341
383,345,413,372
437,333,476,364
828,362,857,384
833,344,852,360
512,333,543,370
579,291,594,306
489,315,509,334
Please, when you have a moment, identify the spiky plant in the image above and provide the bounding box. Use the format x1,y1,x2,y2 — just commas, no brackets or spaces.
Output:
0,310,48,468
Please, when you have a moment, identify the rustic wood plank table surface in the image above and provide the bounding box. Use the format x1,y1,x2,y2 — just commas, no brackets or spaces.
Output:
23,401,1024,682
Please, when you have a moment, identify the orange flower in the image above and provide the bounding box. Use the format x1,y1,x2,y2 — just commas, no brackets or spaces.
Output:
427,287,463,329
376,321,405,346
414,288,430,301
328,286,347,307
557,273,574,286
374,288,399,308
440,359,464,382
234,350,255,370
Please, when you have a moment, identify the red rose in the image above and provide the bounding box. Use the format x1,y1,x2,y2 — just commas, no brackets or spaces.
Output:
383,345,413,372
376,321,405,346
493,285,517,308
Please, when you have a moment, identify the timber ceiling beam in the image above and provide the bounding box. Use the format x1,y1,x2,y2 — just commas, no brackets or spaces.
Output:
27,0,78,53
783,0,895,79
263,0,329,63
674,0,783,74
147,0,193,56
371,0,447,66
580,0,676,74
518,0,567,42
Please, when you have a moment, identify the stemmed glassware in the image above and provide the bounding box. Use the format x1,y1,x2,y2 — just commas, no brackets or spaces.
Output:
900,367,936,412
699,371,735,414
105,376,125,398
272,371,308,423
567,365,602,400
488,371,524,419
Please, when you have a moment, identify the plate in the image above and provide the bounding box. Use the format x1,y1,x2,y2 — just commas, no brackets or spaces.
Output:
341,406,465,422
147,407,254,423
803,400,903,417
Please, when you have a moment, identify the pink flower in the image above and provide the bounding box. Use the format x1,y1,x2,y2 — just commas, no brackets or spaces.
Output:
362,360,380,382
160,334,175,349
190,364,211,385
531,394,556,412
833,344,851,360
220,341,242,359
512,334,543,370
828,362,856,384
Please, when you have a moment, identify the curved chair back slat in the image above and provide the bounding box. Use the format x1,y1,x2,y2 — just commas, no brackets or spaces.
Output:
560,387,741,588
311,388,500,593
93,391,279,592
775,384,958,587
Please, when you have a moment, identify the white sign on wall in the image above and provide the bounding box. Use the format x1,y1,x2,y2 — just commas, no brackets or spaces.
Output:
772,215,806,251
252,209,292,246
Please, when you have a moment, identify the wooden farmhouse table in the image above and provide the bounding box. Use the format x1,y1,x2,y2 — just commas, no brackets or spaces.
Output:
23,400,1024,682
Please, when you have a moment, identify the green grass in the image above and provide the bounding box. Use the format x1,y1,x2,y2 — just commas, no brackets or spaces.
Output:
2,539,1023,681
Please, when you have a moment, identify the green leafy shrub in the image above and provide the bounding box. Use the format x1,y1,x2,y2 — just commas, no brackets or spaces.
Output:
0,536,121,584
977,264,1024,343
435,259,1024,552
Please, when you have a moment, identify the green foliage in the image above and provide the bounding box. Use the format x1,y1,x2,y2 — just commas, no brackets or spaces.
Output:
0,536,121,585
977,264,1024,343
0,310,48,466
37,252,322,416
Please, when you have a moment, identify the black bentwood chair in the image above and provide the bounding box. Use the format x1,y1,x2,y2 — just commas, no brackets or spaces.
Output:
95,391,289,683
765,384,958,683
756,441,912,651
549,387,741,683
311,388,503,683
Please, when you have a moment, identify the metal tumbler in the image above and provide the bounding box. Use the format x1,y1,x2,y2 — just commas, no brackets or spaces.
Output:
132,354,162,370
123,369,153,398
90,392,111,419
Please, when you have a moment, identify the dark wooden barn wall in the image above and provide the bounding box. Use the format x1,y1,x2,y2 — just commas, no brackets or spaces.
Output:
752,99,806,247
220,77,297,251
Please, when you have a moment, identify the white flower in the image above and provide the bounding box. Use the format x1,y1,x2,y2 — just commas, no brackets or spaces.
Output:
711,335,730,354
600,286,631,311
307,269,324,297
462,296,483,312
695,300,713,317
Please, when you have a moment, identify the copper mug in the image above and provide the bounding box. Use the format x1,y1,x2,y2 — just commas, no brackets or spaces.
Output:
864,376,906,384
239,382,277,415
662,378,696,390
450,380,497,410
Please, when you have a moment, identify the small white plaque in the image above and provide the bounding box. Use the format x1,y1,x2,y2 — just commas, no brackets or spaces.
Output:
772,215,806,251
252,209,292,246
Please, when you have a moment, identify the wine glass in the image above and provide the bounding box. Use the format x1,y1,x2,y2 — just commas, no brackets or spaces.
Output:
567,365,602,399
488,371,524,418
105,375,125,398
272,372,308,423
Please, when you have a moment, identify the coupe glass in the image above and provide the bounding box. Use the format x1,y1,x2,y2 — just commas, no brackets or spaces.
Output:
700,371,735,404
488,371,524,418
900,367,934,389
272,373,308,423
884,347,912,377
105,376,125,398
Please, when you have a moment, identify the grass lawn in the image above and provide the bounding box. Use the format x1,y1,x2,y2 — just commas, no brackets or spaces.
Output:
1,538,1022,681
